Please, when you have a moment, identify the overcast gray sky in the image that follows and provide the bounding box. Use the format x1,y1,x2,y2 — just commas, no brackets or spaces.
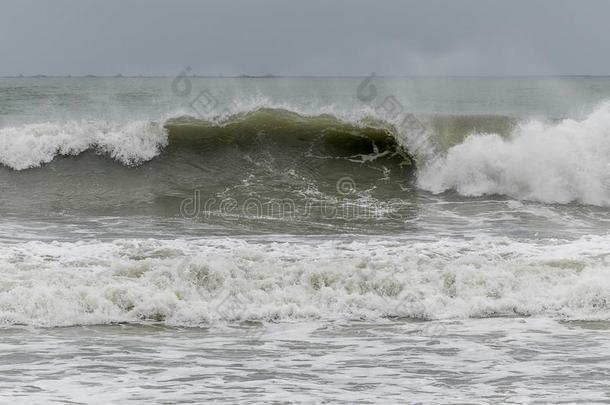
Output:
1,0,610,76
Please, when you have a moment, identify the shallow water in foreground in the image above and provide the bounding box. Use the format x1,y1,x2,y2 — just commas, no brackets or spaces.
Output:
3,319,610,404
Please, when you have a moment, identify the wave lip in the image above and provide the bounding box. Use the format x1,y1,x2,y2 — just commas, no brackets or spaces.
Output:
419,103,610,206
163,108,406,155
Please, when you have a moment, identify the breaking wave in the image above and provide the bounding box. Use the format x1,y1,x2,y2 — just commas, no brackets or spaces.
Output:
0,120,168,171
418,103,610,206
0,108,411,171
1,104,609,206
1,235,610,327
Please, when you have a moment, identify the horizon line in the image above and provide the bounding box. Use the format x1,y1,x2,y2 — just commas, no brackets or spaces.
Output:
3,74,610,79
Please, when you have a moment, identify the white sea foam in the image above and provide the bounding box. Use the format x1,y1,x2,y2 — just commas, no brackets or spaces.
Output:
1,235,609,327
0,120,168,170
419,103,610,206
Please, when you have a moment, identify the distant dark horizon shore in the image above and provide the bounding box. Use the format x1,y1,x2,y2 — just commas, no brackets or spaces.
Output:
3,73,610,79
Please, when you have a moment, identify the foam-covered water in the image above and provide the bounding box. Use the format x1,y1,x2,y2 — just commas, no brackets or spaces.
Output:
1,235,610,327
419,103,610,206
1,76,609,403
3,319,610,404
0,120,167,170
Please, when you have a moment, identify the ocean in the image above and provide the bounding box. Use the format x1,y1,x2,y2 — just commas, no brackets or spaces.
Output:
1,75,609,403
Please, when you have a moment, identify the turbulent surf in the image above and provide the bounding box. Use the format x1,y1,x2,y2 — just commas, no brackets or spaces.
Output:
0,76,609,328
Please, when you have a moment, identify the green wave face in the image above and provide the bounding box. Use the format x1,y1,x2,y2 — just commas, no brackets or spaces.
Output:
0,108,419,233
163,108,410,161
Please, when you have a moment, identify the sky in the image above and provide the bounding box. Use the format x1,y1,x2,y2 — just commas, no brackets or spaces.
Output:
1,0,610,76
